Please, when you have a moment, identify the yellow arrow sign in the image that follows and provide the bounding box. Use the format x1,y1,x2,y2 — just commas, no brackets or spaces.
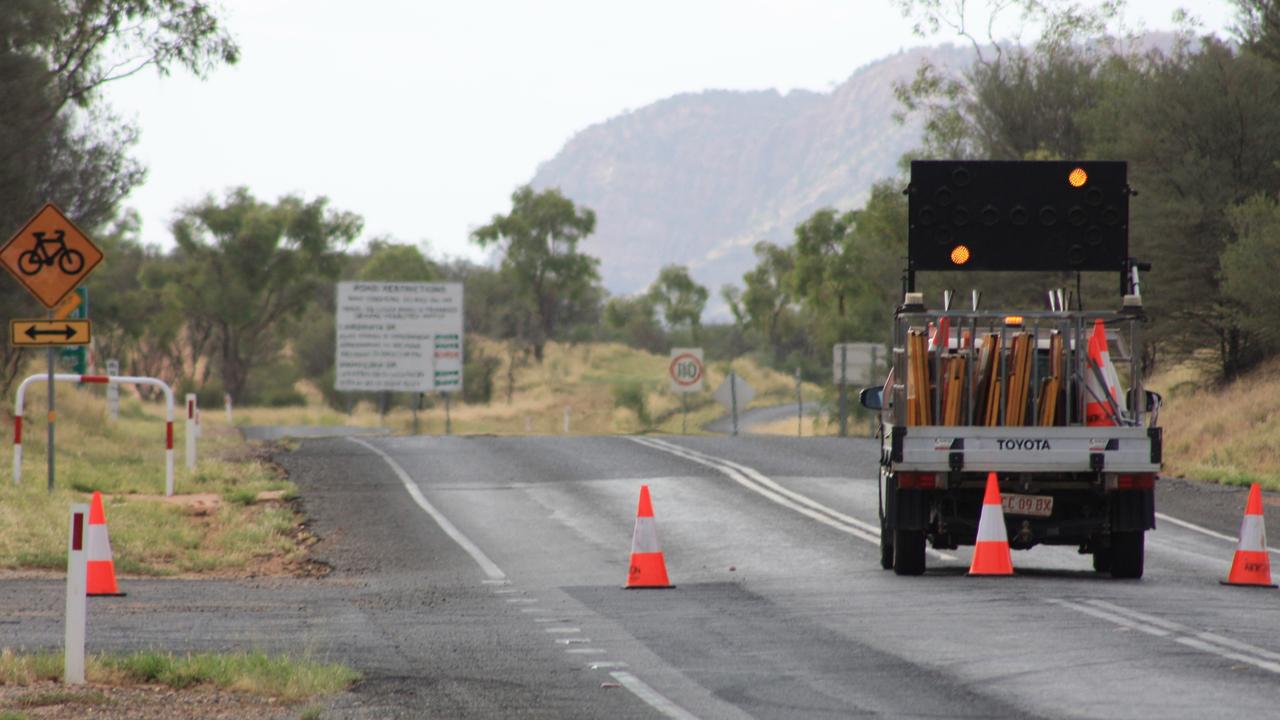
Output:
10,319,91,347
54,291,82,320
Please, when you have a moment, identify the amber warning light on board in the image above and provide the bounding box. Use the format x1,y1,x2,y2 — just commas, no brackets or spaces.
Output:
1068,167,1088,188
950,244,971,265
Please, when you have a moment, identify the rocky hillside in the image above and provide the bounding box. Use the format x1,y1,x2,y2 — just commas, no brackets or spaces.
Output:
530,44,973,299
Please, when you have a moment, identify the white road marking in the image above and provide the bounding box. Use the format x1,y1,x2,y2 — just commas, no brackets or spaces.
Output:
348,437,507,581
630,437,957,561
1155,512,1280,557
545,627,581,634
610,671,702,720
1048,598,1280,674
557,638,591,645
589,661,630,670
352,435,702,719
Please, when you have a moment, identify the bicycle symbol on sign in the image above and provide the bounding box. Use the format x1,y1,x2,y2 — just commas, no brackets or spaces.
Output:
17,230,85,276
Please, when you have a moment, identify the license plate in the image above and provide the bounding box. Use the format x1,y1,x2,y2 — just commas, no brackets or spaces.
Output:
1002,493,1053,517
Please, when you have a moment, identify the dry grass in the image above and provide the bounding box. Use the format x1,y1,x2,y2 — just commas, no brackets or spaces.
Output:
239,339,824,436
1149,356,1280,489
0,378,302,574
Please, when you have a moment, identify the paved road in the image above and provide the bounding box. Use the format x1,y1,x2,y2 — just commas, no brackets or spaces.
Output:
320,434,1280,719
703,402,821,435
6,434,1280,718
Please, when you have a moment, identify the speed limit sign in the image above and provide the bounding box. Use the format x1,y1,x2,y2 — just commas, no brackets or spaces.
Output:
668,347,705,393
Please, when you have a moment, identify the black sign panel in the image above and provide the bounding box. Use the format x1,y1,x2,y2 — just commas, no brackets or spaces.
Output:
908,160,1128,272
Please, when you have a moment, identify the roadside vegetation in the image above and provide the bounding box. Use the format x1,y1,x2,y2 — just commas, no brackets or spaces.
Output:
0,648,358,707
0,380,302,575
1149,357,1280,490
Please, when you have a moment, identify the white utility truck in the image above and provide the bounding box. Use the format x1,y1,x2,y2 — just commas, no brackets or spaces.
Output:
861,160,1162,578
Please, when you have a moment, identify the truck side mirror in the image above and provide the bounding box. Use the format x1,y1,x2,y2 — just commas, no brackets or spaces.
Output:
859,386,883,411
1145,390,1162,413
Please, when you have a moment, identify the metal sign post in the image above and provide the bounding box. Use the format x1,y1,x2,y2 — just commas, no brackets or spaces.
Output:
838,346,848,438
47,309,55,493
795,367,802,437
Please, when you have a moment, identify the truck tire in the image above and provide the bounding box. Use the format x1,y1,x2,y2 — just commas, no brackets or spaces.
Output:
880,515,894,570
1110,531,1144,579
893,528,926,576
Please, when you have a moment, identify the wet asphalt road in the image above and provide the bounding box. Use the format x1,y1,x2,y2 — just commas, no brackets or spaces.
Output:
5,433,1280,718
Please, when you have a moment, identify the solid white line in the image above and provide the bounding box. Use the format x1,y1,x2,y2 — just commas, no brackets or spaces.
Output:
1156,511,1280,557
348,437,506,581
631,437,957,561
1155,512,1238,543
1049,598,1280,674
544,627,580,634
566,648,607,655
610,672,702,720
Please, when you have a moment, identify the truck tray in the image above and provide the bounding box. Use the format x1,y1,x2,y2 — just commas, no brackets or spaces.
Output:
888,425,1161,474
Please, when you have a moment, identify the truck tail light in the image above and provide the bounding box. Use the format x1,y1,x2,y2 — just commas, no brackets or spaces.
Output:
1107,473,1155,490
898,472,937,490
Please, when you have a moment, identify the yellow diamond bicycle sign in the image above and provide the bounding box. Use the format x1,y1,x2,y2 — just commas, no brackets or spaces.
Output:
1,203,104,309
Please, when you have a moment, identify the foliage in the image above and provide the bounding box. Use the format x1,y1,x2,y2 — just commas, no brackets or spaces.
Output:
603,293,666,353
170,187,362,400
1221,194,1280,349
646,264,709,341
471,186,602,360
356,239,439,282
611,380,652,428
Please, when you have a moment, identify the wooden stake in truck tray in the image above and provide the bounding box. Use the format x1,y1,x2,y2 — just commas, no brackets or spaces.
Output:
861,160,1162,578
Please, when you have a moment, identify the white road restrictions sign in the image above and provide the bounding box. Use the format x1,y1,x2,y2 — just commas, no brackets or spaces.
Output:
668,347,704,393
833,342,882,385
335,282,464,393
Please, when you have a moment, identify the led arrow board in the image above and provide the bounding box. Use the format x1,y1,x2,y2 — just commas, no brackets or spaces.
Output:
907,160,1129,272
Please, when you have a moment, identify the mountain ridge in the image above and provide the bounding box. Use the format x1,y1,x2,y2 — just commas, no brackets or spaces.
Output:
530,43,974,299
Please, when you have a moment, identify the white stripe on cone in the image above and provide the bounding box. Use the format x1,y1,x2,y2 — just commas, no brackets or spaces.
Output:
631,517,661,554
976,503,1009,543
87,524,113,562
1238,514,1268,553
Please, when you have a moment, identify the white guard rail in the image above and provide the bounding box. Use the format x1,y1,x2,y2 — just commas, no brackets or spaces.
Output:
13,374,176,496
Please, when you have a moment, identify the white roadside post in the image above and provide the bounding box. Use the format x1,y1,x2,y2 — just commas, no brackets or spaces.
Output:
224,393,233,426
65,503,88,685
105,359,120,421
185,393,197,470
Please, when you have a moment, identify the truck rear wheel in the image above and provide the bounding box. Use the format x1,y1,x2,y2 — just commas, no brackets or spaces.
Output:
880,515,894,570
893,528,925,576
1110,531,1144,579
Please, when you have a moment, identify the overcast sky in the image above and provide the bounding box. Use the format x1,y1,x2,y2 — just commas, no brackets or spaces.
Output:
103,0,1237,263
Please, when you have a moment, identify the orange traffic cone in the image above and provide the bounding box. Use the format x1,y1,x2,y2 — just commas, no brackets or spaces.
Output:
969,472,1014,576
625,485,673,589
1222,483,1276,588
87,491,126,596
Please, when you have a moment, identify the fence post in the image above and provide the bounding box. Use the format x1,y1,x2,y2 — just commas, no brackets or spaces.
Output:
185,393,197,470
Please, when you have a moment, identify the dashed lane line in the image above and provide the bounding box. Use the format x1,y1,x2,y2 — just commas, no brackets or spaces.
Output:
349,436,703,720
630,436,957,561
611,672,701,720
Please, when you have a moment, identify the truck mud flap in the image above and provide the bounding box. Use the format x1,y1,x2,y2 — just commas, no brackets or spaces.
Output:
1110,489,1155,532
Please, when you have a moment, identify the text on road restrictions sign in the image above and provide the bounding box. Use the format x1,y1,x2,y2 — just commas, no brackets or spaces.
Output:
1,203,104,309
